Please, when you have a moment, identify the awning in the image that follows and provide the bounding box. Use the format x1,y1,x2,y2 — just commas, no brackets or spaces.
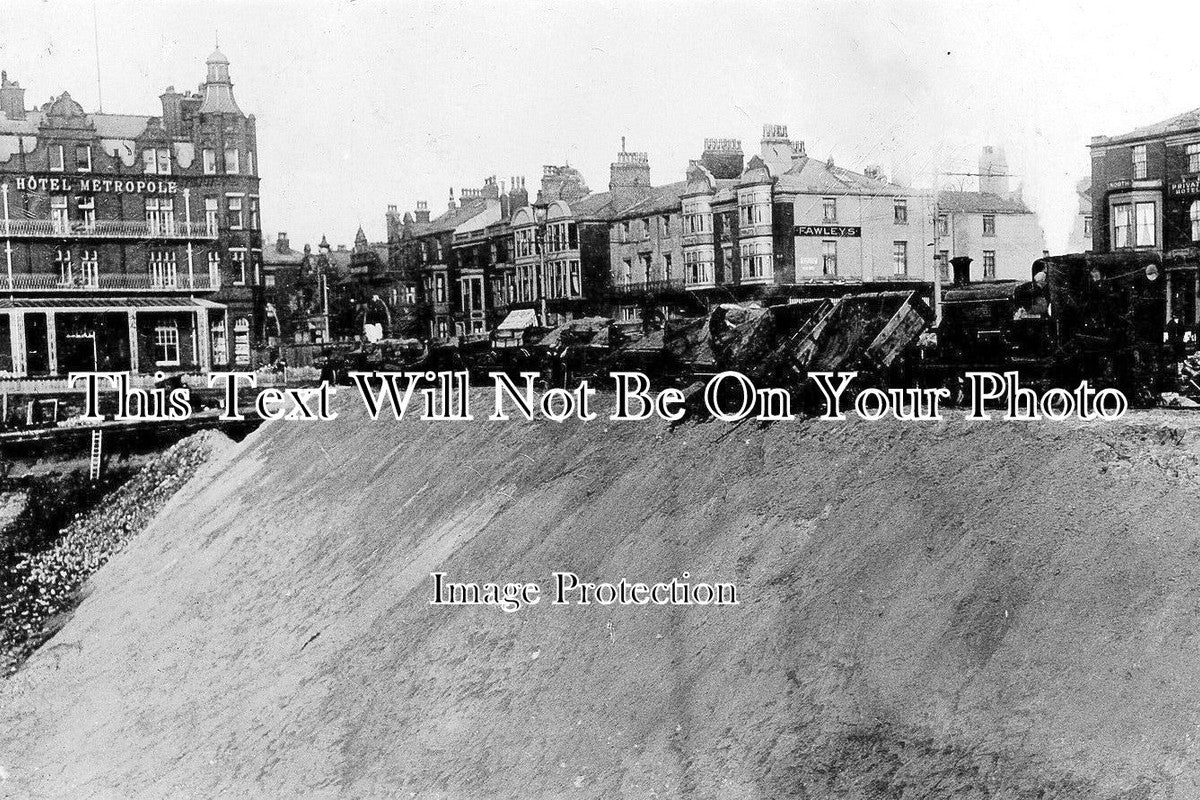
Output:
0,296,225,313
496,308,539,332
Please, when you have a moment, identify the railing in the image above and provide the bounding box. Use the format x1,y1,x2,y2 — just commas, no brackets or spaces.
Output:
607,277,688,297
1,219,217,240
0,271,218,292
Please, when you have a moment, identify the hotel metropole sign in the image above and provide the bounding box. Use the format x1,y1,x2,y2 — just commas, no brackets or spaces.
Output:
795,224,862,237
9,175,179,194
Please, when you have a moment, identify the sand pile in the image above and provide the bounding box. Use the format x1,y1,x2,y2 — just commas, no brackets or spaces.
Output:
1,401,1199,799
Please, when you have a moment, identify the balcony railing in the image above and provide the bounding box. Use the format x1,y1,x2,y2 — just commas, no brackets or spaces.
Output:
1,219,217,240
0,271,219,292
607,277,688,297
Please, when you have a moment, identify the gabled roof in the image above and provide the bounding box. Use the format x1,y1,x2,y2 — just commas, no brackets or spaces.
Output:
1101,107,1200,146
424,198,491,235
937,190,1032,215
615,181,690,218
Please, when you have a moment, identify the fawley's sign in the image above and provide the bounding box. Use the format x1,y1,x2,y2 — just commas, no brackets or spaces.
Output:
795,224,861,237
10,176,178,194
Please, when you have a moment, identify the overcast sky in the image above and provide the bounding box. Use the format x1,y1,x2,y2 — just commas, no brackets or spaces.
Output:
0,0,1196,252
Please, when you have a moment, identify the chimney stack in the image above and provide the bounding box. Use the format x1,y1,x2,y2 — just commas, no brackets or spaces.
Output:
700,138,744,179
276,232,290,254
415,200,430,224
609,149,650,192
0,71,26,120
760,124,805,175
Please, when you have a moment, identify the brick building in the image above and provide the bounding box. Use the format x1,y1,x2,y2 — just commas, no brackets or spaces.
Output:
1089,108,1200,320
0,49,262,376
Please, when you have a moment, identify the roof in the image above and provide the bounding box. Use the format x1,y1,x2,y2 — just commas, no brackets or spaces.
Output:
452,199,502,235
263,247,307,267
424,199,491,235
618,181,690,218
496,309,539,331
775,156,911,196
0,110,153,139
1101,107,1200,146
937,190,1032,215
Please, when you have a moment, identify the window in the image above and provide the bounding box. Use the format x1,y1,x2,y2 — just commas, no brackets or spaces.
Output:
145,197,175,236
50,195,69,232
893,198,908,225
233,317,250,366
740,190,771,227
246,150,255,175
983,215,996,237
684,250,714,286
205,198,219,235
823,198,837,222
435,273,446,303
936,214,949,237
621,258,632,285
231,249,246,285
661,214,671,236
683,200,711,235
741,241,770,281
76,144,91,172
207,250,221,284
210,318,228,365
822,240,838,276
224,147,240,174
78,196,95,229
569,261,581,297
1191,201,1200,242
153,321,180,366
49,144,64,172
80,249,98,287
938,250,950,282
1083,215,1092,238
621,221,631,243
405,286,416,305
892,241,908,276
203,148,217,174
983,250,996,279
1135,201,1156,247
642,218,651,239
263,273,276,288
1189,143,1200,174
227,196,244,229
54,248,72,284
640,253,652,283
142,147,170,175
1113,204,1132,248
663,253,673,280
1132,144,1147,179
150,250,178,287
249,197,260,229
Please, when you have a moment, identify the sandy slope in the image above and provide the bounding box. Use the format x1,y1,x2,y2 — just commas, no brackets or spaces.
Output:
3,398,1200,799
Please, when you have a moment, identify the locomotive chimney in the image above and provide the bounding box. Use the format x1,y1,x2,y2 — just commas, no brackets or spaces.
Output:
950,255,973,285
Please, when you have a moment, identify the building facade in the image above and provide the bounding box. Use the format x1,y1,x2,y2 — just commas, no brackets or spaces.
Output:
1090,108,1200,319
0,50,262,376
1064,177,1093,254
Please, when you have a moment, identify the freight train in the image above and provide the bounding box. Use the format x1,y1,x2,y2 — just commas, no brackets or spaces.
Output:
328,249,1173,408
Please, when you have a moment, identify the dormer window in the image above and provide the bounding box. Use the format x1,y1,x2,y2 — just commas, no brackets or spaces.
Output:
143,147,170,175
49,144,64,172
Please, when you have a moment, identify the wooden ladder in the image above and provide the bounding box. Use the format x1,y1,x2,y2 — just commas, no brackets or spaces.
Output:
89,428,103,481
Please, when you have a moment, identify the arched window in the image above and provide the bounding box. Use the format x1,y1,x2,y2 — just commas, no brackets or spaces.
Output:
233,316,250,366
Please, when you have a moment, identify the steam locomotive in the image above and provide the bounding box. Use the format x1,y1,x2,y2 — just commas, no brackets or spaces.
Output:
922,251,1167,404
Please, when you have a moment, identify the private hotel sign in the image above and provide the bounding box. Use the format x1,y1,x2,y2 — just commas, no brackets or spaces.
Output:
1169,176,1200,197
795,224,861,237
10,175,179,194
